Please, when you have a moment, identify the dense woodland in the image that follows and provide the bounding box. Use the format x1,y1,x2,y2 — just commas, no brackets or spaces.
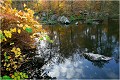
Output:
12,0,119,19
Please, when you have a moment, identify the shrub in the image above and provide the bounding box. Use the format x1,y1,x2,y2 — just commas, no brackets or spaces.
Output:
0,0,45,79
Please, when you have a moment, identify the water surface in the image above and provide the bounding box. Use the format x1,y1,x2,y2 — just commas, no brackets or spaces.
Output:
37,20,119,79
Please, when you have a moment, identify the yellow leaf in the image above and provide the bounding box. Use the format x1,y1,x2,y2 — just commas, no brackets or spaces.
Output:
13,8,17,13
4,63,6,66
15,55,18,58
23,26,26,30
18,10,23,16
6,68,9,71
17,21,20,23
11,47,16,52
0,39,1,43
24,8,27,10
23,55,26,57
8,56,11,59
18,29,21,34
19,57,23,61
13,65,17,69
23,3,27,7
15,53,21,57
19,24,23,27
4,30,12,38
11,75,15,78
14,51,18,54
10,28,16,32
17,52,21,55
11,47,22,58
7,64,10,67
15,13,19,17
3,30,7,34
30,35,34,38
16,48,20,52
25,24,30,28
36,16,39,20
2,60,4,62
0,30,2,34
4,38,7,41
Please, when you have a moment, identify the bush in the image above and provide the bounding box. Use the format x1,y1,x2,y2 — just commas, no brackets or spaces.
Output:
70,15,76,22
0,0,45,79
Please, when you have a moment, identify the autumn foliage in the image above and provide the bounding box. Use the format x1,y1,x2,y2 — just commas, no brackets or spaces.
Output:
0,0,45,79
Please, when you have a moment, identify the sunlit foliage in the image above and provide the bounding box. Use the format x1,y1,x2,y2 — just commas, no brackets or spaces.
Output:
0,0,45,79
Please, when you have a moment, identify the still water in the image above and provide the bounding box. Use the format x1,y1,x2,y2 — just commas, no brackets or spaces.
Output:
37,20,119,79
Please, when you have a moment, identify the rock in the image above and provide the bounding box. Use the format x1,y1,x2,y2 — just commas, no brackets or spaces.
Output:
75,22,78,25
83,10,89,16
83,53,112,61
50,14,58,21
79,10,83,15
64,19,70,24
40,17,46,21
57,16,61,22
57,16,70,24
41,12,46,17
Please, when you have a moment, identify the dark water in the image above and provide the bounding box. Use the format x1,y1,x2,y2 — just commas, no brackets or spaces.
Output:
37,20,119,79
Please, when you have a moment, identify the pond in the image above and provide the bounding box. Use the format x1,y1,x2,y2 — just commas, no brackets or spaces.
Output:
36,20,119,79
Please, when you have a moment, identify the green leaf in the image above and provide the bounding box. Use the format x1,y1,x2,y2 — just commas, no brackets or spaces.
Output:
17,76,20,80
39,37,43,40
4,52,7,56
5,59,8,62
5,56,8,62
5,56,8,59
0,33,5,39
23,73,26,78
14,77,17,80
14,72,18,77
21,75,23,79
45,35,50,41
25,27,32,33
2,75,11,79
44,35,53,43
25,75,28,78
10,42,14,45
0,76,2,79
50,40,54,43
19,72,22,76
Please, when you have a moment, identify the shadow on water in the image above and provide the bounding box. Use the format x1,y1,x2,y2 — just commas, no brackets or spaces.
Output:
24,20,119,79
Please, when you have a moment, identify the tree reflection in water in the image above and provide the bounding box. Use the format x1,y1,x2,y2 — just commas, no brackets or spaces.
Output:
37,20,119,78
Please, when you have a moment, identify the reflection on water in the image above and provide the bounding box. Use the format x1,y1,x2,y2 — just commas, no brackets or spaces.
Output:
37,20,119,79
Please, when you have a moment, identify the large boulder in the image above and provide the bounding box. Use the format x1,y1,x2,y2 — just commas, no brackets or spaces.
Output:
83,53,112,61
57,16,70,24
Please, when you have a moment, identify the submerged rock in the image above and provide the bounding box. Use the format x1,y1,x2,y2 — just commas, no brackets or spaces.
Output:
83,53,112,61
